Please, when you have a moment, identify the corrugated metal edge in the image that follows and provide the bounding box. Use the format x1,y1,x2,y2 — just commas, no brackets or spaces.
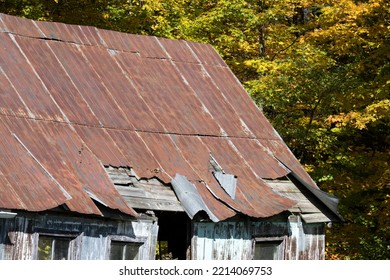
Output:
171,174,219,222
289,171,343,222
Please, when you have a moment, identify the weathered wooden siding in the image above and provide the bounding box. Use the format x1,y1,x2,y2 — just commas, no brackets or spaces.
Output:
192,221,253,260
0,212,158,260
191,215,325,260
285,215,325,260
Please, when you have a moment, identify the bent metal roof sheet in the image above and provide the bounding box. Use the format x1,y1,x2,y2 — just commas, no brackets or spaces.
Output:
0,13,334,221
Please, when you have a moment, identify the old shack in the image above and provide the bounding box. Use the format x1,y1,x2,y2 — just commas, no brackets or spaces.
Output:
0,13,342,260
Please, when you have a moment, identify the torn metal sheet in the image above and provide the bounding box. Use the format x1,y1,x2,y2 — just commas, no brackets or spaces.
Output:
171,174,219,222
209,154,237,199
213,172,237,200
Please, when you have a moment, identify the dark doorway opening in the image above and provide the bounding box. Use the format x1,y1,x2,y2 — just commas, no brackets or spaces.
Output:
155,211,190,260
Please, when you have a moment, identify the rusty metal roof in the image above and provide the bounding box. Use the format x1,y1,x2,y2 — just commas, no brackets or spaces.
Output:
0,13,340,221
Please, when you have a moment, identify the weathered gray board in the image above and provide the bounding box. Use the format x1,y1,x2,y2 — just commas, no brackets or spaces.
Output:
191,216,325,260
106,166,183,212
265,179,331,223
0,212,158,260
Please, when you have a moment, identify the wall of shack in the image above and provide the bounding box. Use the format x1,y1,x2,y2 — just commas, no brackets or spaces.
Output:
0,212,158,260
191,215,325,260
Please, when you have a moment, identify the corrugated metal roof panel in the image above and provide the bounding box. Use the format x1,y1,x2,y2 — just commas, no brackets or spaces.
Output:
158,38,198,63
168,134,294,218
74,126,129,168
0,116,70,211
14,36,101,126
35,20,102,46
260,139,318,189
0,13,43,37
230,138,290,179
187,41,227,67
172,174,219,222
168,134,251,216
0,67,31,118
130,35,168,59
47,40,134,129
115,54,221,135
203,64,279,140
107,130,170,182
174,62,251,138
97,28,137,52
34,20,75,42
139,133,199,181
201,137,296,217
80,44,165,132
192,180,236,221
2,117,136,216
0,33,66,122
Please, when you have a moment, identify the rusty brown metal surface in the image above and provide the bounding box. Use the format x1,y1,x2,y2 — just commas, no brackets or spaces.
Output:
174,62,251,138
0,13,42,37
14,36,100,126
115,54,221,136
260,139,318,188
0,116,69,211
0,33,65,122
0,13,328,220
230,138,290,179
2,117,136,216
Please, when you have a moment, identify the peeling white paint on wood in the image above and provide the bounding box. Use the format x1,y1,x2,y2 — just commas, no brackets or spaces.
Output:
191,216,325,260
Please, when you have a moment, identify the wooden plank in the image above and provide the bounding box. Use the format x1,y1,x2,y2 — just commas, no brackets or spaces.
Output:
296,202,321,213
300,213,331,223
107,166,183,211
265,179,323,215
116,185,179,201
121,196,183,212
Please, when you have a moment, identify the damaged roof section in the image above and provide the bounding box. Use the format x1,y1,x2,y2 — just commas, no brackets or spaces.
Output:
0,13,342,222
106,166,183,212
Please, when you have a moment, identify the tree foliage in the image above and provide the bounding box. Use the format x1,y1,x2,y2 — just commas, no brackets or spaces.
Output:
1,0,389,259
